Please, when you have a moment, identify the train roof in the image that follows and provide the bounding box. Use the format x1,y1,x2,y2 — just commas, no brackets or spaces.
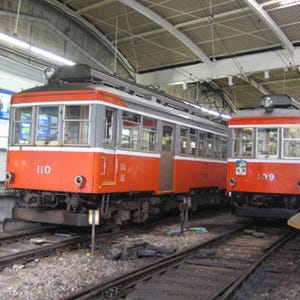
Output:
230,94,300,118
19,64,228,124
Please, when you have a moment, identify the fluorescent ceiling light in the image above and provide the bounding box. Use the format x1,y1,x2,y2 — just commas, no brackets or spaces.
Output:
0,32,75,66
30,46,75,66
280,0,300,6
0,33,30,49
183,101,231,120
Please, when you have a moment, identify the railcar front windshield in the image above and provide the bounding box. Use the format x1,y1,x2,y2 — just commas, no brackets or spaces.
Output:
13,107,33,145
231,126,289,159
11,104,90,146
36,106,59,145
232,128,253,158
282,127,300,158
256,128,278,158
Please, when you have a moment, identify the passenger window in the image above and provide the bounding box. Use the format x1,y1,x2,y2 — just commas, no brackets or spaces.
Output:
215,135,227,159
13,107,33,145
190,128,196,156
103,109,115,148
198,131,206,157
36,106,59,145
121,112,140,149
64,105,90,145
257,128,278,158
180,127,189,155
282,128,300,158
232,128,253,158
207,132,214,158
141,117,157,152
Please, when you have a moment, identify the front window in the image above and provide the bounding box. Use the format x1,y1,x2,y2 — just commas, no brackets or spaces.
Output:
232,128,253,158
257,128,278,158
63,105,90,145
282,127,300,158
13,107,33,145
36,106,59,145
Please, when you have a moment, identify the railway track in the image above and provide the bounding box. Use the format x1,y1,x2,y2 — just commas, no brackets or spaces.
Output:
62,225,295,300
0,226,132,270
228,230,300,300
0,231,86,270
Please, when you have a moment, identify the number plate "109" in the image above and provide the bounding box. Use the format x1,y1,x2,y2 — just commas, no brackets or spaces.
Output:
257,173,275,181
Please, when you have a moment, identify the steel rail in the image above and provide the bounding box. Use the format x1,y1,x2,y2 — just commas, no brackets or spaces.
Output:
61,224,250,300
215,229,298,300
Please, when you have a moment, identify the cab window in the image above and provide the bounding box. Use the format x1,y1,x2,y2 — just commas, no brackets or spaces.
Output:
36,106,59,145
232,128,253,158
282,127,300,158
256,128,278,158
13,107,33,145
63,105,90,145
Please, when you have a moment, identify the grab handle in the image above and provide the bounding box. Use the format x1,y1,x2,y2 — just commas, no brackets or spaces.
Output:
101,157,106,176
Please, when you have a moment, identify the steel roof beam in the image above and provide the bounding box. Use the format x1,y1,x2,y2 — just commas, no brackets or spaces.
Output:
40,0,134,76
118,0,211,65
136,47,300,86
244,0,294,54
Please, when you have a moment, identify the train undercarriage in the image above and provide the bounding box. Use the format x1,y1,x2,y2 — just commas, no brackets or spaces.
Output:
12,188,226,226
230,192,300,219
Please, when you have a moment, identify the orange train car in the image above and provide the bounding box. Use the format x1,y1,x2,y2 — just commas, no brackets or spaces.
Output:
227,94,300,219
5,64,227,226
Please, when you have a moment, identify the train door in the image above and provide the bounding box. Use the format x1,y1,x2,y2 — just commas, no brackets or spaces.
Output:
101,108,117,185
160,123,175,192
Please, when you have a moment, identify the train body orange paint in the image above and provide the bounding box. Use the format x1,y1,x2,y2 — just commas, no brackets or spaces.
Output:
6,65,227,226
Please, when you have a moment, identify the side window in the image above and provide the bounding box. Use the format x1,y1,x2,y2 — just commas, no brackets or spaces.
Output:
180,127,189,155
232,128,253,158
198,130,206,157
207,132,214,158
103,109,115,148
282,128,300,158
64,105,90,145
215,135,227,159
257,128,278,158
36,106,59,145
190,128,196,156
13,107,33,145
141,117,157,152
221,137,227,159
121,112,140,150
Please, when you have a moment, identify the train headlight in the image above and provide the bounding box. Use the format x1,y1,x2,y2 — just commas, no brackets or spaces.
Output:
75,175,86,188
5,172,15,183
260,96,274,112
44,67,56,80
298,181,300,189
230,178,236,186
